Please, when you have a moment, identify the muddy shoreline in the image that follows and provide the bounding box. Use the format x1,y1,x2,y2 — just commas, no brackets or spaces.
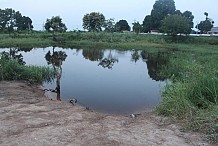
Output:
0,81,209,146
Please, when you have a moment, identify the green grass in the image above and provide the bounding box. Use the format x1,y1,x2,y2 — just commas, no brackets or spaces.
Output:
156,51,218,143
0,38,53,48
0,53,54,83
0,32,217,50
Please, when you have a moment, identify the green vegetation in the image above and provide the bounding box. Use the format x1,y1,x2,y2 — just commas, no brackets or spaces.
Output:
132,21,143,34
0,51,54,83
115,20,130,32
82,12,106,32
0,8,33,33
44,16,67,33
156,50,218,143
161,15,192,37
0,32,218,49
196,12,214,34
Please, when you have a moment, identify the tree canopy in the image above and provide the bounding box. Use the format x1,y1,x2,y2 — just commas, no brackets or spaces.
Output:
0,8,33,32
115,20,130,32
132,21,142,34
182,11,194,28
161,15,192,36
142,15,151,33
44,16,67,33
82,12,105,32
150,0,176,30
142,0,195,34
104,18,115,32
196,12,214,34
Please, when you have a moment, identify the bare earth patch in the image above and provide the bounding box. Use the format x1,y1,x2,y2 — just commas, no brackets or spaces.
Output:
0,81,209,146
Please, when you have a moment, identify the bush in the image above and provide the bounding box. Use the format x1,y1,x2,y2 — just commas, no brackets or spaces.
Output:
0,52,54,83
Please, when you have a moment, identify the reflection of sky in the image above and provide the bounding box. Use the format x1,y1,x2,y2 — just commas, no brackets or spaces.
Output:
0,48,165,115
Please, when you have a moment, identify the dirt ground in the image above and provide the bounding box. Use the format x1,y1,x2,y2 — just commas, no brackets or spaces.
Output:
0,81,210,146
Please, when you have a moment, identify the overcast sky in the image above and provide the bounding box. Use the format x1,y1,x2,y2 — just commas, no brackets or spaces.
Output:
0,0,217,31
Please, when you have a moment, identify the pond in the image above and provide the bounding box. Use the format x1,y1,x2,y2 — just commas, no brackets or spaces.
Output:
1,47,168,115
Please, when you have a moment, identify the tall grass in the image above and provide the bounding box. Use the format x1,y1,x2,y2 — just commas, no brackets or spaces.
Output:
0,53,54,83
156,52,218,143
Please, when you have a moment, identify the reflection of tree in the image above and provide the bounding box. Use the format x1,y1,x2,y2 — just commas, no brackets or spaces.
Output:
141,51,169,81
7,48,26,65
2,47,33,65
82,49,104,61
45,47,67,101
18,47,33,52
98,50,118,69
131,50,140,63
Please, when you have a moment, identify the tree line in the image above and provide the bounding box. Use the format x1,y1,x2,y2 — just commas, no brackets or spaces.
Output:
0,0,215,35
0,8,33,33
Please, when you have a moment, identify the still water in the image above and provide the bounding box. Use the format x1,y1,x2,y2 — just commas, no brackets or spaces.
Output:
2,47,167,115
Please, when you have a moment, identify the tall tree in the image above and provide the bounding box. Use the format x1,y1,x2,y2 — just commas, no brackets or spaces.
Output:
142,15,151,33
196,12,214,34
0,8,33,32
132,21,142,34
82,12,105,32
16,16,33,31
44,16,67,33
182,11,194,28
104,18,115,32
161,15,192,37
45,48,67,101
115,20,130,32
150,0,176,30
0,8,21,32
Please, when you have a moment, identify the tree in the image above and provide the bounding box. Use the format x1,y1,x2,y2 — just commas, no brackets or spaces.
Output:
196,20,213,34
142,15,151,33
150,0,176,30
0,8,20,32
82,12,105,32
45,47,67,101
196,12,214,34
182,11,194,28
16,16,33,31
161,15,192,37
132,21,142,34
0,8,33,33
115,20,130,32
44,16,67,33
104,18,115,32
174,10,182,15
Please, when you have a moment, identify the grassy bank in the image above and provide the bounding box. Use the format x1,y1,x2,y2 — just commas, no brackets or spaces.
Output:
156,51,218,143
0,32,218,50
0,52,54,83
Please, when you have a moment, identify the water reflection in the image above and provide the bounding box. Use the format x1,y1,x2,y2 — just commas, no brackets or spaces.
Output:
98,50,118,69
131,50,140,63
45,47,67,101
1,48,26,65
1,47,170,114
141,51,169,81
82,49,104,61
18,47,33,52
